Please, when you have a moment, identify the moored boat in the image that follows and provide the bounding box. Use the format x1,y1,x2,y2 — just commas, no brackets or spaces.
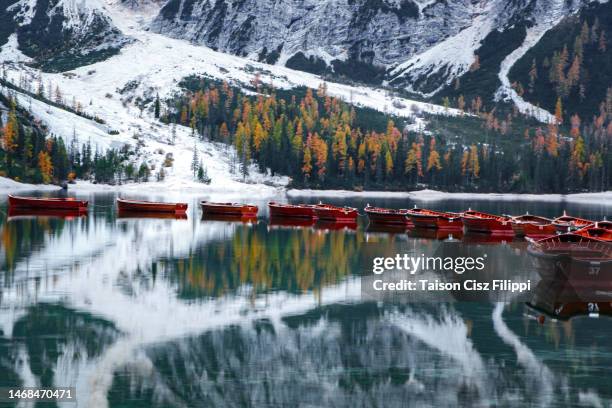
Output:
461,209,513,234
511,213,556,238
313,203,358,222
574,223,612,241
364,205,411,226
268,202,317,218
201,202,259,217
527,233,612,280
8,194,88,211
552,211,593,233
117,198,188,214
406,207,462,230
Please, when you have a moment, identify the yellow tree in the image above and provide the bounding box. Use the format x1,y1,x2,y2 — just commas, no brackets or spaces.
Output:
311,133,328,179
252,120,266,151
2,101,19,152
38,151,53,183
461,150,469,176
426,138,442,172
570,136,587,179
302,146,312,180
469,144,480,179
384,149,393,176
332,125,347,171
554,97,563,124
404,142,422,180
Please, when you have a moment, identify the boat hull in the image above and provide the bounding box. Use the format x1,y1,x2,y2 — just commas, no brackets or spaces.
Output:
461,211,513,235
528,234,612,281
409,214,462,230
117,199,187,214
314,205,358,222
201,202,259,217
365,208,411,226
512,222,556,238
552,215,593,233
8,194,88,211
462,217,513,234
268,202,316,218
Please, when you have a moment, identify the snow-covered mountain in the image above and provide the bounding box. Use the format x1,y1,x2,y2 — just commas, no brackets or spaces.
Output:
148,0,599,94
0,0,131,71
1,0,602,102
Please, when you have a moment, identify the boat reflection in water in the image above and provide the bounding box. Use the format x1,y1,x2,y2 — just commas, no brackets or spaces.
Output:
527,275,612,321
201,212,258,224
7,207,88,221
409,227,463,241
366,223,409,235
314,219,358,231
268,216,316,229
117,210,188,220
3,194,612,407
462,231,516,244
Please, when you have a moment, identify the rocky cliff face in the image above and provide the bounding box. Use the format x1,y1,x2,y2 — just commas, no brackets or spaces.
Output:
149,0,599,92
1,0,130,72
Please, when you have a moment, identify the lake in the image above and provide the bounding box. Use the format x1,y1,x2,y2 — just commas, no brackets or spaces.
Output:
0,191,610,407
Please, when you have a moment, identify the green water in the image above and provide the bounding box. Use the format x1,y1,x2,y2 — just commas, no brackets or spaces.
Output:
0,192,610,407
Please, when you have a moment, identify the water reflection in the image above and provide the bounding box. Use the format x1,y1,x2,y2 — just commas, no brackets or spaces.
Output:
0,193,611,407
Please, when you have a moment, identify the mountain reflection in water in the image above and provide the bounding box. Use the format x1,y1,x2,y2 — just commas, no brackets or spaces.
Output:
0,193,610,407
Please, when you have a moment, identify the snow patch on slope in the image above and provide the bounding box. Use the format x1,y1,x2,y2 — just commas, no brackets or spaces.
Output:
0,34,32,63
388,1,495,97
494,0,573,123
0,0,463,191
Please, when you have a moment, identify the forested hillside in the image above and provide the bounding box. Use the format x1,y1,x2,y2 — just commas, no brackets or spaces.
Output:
509,1,612,122
163,76,610,193
0,90,149,185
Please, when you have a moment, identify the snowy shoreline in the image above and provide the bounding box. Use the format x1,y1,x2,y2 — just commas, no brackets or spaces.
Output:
2,177,610,205
287,188,612,205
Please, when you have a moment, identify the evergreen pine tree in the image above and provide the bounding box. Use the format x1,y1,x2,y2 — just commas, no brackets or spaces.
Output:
154,93,161,118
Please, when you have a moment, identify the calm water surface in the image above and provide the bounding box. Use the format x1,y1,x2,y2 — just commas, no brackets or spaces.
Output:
0,192,610,407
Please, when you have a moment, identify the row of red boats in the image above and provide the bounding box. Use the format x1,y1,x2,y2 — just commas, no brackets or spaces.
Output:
6,194,610,241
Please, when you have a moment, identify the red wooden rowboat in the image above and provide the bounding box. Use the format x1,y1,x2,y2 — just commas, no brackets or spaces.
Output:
552,211,593,233
461,209,513,234
528,233,611,281
406,207,462,230
201,202,258,217
510,213,556,238
8,194,88,211
117,198,188,214
574,223,612,242
268,202,317,218
364,205,412,226
313,203,358,222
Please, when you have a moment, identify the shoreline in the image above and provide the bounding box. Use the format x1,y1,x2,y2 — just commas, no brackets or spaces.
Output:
288,188,612,204
1,177,610,205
